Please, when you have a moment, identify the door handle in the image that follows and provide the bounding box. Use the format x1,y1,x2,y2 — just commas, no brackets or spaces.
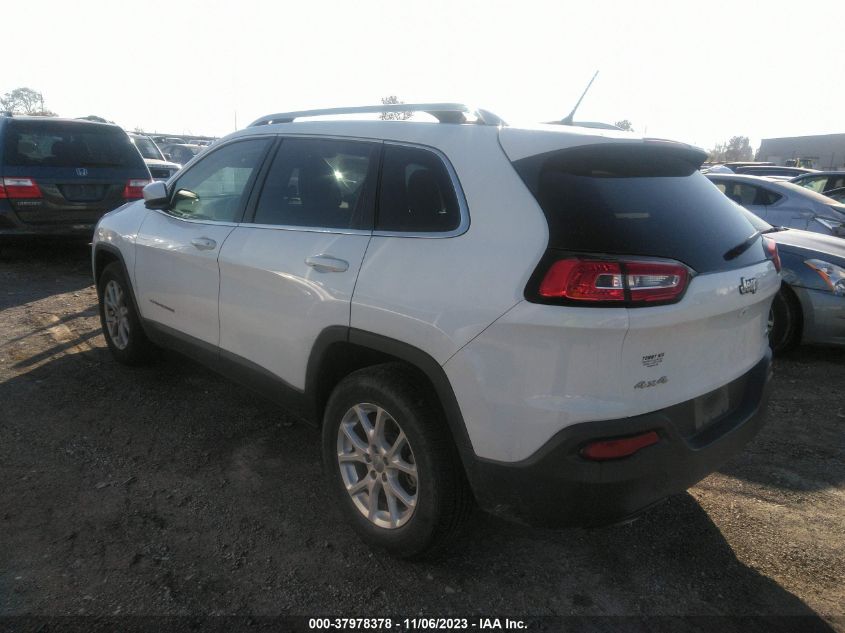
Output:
305,255,349,273
191,237,217,251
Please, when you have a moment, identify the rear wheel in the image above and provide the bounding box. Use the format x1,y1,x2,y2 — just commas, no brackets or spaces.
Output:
322,363,472,559
97,262,155,365
768,285,802,354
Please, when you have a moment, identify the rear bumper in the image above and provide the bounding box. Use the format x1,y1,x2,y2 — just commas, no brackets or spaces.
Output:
0,199,98,238
466,350,772,527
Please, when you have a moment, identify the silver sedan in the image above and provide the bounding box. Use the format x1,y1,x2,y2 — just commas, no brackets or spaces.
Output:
706,173,845,238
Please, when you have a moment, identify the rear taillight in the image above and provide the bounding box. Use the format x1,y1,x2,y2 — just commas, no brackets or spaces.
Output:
123,179,151,199
762,236,781,272
539,259,624,301
536,257,689,305
1,177,42,199
581,430,660,461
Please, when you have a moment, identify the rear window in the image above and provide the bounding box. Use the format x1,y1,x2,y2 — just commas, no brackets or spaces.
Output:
3,120,144,169
512,144,765,273
131,136,163,161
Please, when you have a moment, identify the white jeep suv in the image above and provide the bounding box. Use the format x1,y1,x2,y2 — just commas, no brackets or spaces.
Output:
93,103,780,558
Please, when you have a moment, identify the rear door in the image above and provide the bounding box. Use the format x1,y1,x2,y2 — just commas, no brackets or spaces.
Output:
134,137,271,346
1,119,149,228
218,136,380,389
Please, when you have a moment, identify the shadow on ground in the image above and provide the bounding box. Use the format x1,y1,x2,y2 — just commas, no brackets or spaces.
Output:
0,347,837,630
0,240,93,310
718,345,845,492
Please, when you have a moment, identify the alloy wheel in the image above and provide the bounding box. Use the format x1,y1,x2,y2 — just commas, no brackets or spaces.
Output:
336,403,418,529
103,279,131,350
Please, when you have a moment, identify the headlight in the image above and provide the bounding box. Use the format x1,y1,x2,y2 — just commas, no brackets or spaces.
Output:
805,259,845,296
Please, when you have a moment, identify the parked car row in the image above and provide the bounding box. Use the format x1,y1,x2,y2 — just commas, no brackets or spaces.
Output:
705,173,845,237
129,133,181,181
0,114,220,241
703,172,845,351
0,115,152,239
2,110,842,362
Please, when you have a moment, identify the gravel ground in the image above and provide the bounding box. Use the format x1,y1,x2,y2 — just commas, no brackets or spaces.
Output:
0,243,843,631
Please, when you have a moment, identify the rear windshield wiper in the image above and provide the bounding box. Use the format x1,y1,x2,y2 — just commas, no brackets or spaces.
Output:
723,231,761,261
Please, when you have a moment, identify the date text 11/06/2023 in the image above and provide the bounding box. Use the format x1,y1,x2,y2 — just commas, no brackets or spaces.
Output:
308,618,528,630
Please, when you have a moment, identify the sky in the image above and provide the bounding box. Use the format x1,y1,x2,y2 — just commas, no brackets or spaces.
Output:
4,0,843,151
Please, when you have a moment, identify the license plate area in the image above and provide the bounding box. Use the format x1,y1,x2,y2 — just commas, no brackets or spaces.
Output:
59,184,107,202
665,374,748,439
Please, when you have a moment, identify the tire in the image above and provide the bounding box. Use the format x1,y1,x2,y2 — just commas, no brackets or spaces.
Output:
97,261,155,365
769,285,802,354
322,363,473,559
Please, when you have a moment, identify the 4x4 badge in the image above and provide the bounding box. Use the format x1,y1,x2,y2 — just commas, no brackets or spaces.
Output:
739,277,758,295
76,168,88,176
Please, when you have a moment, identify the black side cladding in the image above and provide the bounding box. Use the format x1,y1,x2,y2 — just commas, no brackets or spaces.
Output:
511,142,769,274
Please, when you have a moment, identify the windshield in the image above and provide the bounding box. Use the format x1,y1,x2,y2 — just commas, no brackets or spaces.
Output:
4,120,145,169
132,136,164,161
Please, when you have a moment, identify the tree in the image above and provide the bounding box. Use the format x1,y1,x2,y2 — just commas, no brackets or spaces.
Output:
709,136,753,163
379,95,412,121
614,119,634,132
0,87,55,116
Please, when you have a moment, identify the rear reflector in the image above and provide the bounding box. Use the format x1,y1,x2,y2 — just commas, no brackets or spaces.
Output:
1,177,42,199
581,430,660,461
123,179,151,199
538,258,689,304
762,236,781,272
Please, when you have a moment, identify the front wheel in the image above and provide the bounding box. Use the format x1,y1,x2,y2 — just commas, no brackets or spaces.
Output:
322,363,473,559
97,262,155,365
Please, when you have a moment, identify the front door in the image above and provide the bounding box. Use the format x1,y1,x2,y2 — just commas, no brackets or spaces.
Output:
134,138,272,346
218,136,380,389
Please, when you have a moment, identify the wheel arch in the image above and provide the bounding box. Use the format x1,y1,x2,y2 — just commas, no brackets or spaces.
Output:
93,243,129,288
306,327,479,476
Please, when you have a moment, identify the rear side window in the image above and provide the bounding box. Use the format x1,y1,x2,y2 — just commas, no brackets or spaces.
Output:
512,144,764,273
3,120,145,169
721,181,781,206
253,138,379,230
377,144,461,233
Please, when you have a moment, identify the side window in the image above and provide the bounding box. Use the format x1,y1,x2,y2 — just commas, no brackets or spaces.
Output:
253,138,379,230
726,183,757,206
377,144,461,233
829,176,845,190
713,182,727,194
759,189,782,205
800,176,828,193
169,139,269,222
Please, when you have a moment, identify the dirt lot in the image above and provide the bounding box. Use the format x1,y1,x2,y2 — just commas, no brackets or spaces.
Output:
1,243,843,630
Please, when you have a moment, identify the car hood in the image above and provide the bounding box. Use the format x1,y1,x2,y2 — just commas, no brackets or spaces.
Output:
143,158,182,170
771,228,845,264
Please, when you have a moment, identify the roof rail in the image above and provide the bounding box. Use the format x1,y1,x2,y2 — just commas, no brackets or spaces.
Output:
248,103,506,127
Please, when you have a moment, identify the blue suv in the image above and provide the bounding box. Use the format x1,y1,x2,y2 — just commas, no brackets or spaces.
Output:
0,115,151,241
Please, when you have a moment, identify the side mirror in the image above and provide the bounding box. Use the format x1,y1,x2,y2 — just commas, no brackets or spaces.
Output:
143,181,169,209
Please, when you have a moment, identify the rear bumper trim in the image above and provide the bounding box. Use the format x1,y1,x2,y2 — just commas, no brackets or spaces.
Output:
466,350,773,527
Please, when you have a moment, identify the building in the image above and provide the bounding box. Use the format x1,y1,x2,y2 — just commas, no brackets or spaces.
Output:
757,133,845,170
